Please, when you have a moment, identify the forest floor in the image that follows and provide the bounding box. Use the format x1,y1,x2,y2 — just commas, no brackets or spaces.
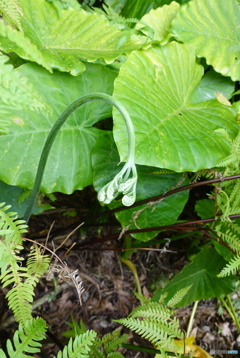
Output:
0,189,239,358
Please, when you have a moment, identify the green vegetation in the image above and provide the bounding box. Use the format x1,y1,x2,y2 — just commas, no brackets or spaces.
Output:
0,0,239,356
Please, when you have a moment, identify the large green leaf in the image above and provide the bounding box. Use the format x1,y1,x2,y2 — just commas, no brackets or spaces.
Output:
0,0,144,75
92,132,189,241
113,42,238,172
153,247,235,307
171,0,240,81
0,62,117,193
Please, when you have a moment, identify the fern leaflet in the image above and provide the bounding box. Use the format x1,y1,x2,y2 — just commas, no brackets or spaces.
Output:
0,54,50,114
218,254,240,277
0,204,50,326
215,222,240,252
115,299,183,356
0,0,23,30
55,331,97,358
26,245,50,287
0,318,47,358
101,330,128,356
129,301,173,320
62,317,88,338
106,353,124,358
167,285,192,308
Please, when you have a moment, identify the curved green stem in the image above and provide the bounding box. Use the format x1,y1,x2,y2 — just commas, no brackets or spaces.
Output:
23,92,137,223
120,257,142,298
186,300,199,337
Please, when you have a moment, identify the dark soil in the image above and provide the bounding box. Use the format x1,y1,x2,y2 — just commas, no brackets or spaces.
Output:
0,189,239,357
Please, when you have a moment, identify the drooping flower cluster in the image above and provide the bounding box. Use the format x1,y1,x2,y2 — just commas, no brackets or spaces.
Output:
98,159,137,206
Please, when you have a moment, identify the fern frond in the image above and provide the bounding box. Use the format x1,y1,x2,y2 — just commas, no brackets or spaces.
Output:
0,0,23,30
216,153,238,169
6,282,34,324
116,298,184,356
167,285,192,308
26,246,50,287
216,130,240,171
218,254,240,277
228,180,240,214
215,222,240,252
2,318,47,358
102,330,128,355
55,331,97,358
106,353,124,358
62,318,88,338
0,202,27,246
129,301,173,321
0,204,50,325
134,291,151,304
116,318,182,347
88,339,104,358
0,52,51,114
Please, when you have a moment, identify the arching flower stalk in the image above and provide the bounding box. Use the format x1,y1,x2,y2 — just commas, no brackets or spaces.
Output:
24,92,137,222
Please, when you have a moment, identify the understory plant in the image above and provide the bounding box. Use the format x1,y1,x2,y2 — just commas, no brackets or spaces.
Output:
0,204,200,358
0,0,240,356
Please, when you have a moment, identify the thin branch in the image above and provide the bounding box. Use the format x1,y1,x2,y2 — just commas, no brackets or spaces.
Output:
94,174,240,218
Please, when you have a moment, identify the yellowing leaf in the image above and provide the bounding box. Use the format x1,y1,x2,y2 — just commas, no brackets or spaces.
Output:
172,336,213,358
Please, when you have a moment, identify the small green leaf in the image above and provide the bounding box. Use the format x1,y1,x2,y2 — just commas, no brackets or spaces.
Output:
195,198,215,219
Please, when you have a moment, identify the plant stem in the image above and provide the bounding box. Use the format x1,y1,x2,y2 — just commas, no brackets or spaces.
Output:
120,257,142,297
101,174,240,216
226,295,240,331
23,93,135,223
220,295,240,331
186,300,199,337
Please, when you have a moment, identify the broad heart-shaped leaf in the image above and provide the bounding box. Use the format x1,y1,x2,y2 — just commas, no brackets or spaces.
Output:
152,247,235,307
0,62,117,193
92,132,189,241
171,0,240,81
113,42,239,172
0,0,144,76
136,1,180,44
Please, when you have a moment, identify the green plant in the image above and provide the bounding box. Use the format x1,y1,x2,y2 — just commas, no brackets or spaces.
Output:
0,204,124,357
0,0,240,355
0,205,193,358
23,92,137,222
116,299,184,356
